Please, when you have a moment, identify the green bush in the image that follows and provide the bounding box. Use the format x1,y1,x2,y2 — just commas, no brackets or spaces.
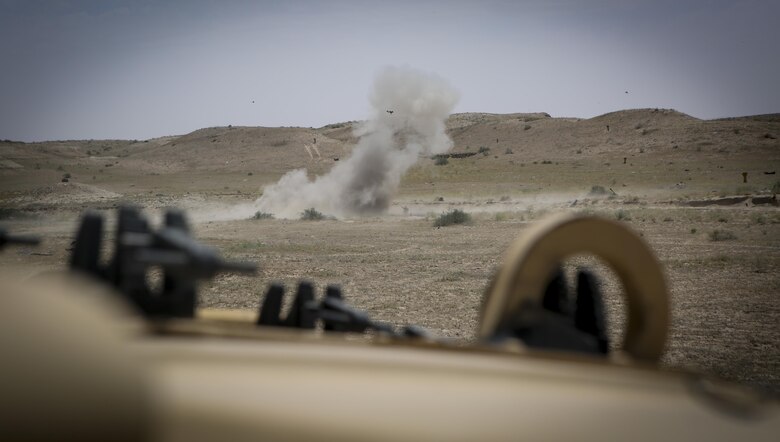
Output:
300,208,325,221
434,209,472,227
252,211,274,220
434,156,449,166
589,185,608,196
615,210,631,221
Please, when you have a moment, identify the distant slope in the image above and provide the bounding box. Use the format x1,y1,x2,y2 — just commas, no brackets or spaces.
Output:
445,108,778,160
1,109,778,192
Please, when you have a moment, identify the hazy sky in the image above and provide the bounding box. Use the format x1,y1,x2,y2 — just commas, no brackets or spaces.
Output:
1,0,778,141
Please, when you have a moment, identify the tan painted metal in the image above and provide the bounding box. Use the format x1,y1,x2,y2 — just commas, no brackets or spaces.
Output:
480,213,669,361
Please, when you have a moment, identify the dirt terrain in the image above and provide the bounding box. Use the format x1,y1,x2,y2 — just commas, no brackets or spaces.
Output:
1,108,779,394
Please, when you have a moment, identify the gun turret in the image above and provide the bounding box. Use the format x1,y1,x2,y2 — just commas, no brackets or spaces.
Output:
68,207,608,354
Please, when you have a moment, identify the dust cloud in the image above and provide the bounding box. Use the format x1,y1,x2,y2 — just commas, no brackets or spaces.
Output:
254,66,459,218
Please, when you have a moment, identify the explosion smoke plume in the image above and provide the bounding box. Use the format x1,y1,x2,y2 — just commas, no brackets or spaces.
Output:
255,66,459,218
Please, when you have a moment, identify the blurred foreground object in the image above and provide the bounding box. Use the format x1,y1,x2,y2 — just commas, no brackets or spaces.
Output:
0,210,777,441
0,274,149,442
0,228,40,250
70,206,256,318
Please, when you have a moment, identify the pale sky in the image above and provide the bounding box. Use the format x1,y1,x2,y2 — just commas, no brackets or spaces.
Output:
1,0,778,142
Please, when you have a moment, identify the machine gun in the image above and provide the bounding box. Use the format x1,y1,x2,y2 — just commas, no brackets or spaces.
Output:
0,228,40,251
67,206,437,340
69,206,256,318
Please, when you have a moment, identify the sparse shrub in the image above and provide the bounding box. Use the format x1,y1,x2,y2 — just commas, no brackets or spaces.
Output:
753,256,769,273
523,125,531,131
435,196,444,202
247,172,253,176
772,180,780,194
690,228,697,234
252,211,274,220
63,173,71,179
624,196,640,204
709,229,736,241
499,195,511,202
764,133,776,139
435,156,449,166
736,185,753,195
478,146,490,156
56,165,64,171
300,208,325,221
576,149,582,154
541,160,553,164
494,212,509,221
589,185,608,196
0,208,23,219
615,209,631,221
663,217,673,222
433,209,472,227
504,147,514,154
751,214,766,225
718,217,728,223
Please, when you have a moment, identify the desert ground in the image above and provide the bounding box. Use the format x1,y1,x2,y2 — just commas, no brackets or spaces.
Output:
1,109,778,394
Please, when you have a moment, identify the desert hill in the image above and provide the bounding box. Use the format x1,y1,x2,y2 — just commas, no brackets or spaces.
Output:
1,108,778,204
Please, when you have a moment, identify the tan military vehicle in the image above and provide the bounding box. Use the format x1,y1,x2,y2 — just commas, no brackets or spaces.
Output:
1,209,777,441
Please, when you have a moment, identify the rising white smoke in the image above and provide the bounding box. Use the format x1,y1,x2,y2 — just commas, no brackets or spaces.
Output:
254,66,459,218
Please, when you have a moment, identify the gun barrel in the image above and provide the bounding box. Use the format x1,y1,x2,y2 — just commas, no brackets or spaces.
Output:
8,234,40,246
0,229,41,248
